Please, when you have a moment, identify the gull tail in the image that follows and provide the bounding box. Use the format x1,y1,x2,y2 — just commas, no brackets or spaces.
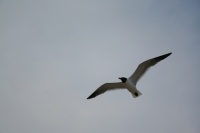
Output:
131,90,142,98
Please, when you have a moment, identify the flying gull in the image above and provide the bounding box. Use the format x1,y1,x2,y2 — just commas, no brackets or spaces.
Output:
87,52,172,99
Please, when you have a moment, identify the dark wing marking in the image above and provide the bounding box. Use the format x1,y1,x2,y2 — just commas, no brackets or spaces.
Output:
87,82,125,99
129,52,172,85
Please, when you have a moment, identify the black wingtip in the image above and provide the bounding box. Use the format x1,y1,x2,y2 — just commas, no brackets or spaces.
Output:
87,94,95,99
155,52,172,61
167,52,172,55
87,96,91,99
87,96,94,99
87,90,98,99
165,52,172,58
164,52,172,57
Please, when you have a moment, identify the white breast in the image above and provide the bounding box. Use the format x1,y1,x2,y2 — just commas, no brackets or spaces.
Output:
125,78,142,98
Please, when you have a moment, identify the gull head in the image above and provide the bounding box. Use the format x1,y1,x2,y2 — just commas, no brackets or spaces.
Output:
118,77,127,83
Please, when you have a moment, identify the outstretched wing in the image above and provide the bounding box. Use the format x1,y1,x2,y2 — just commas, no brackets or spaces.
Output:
87,82,125,99
129,52,172,85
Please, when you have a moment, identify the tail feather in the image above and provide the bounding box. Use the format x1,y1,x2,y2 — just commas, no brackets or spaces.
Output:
131,90,142,98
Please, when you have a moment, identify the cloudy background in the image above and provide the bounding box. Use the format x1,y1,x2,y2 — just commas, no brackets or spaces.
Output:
0,0,199,133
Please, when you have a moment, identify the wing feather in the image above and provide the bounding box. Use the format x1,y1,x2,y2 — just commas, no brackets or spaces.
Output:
129,52,172,85
87,82,125,99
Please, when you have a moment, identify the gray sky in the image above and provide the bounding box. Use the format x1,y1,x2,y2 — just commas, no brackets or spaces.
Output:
0,0,200,133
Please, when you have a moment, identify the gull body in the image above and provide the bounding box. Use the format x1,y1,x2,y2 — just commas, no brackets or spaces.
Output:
87,52,172,99
123,78,142,98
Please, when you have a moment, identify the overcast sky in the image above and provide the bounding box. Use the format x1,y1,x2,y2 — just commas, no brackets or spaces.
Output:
0,0,200,133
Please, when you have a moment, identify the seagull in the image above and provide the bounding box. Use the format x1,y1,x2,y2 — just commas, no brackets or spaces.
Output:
87,52,172,99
